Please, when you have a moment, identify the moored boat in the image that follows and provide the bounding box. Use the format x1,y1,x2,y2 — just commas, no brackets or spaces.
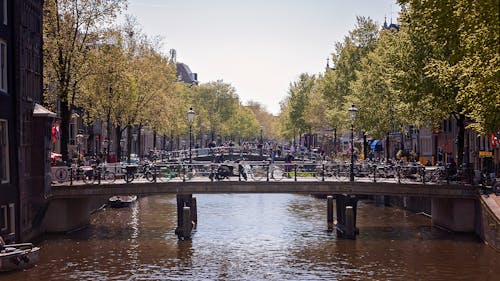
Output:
108,195,138,208
0,243,40,272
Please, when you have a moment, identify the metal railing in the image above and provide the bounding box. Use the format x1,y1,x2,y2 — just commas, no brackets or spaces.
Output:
51,159,482,187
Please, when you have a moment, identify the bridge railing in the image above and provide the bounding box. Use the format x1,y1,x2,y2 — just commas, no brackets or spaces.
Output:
51,160,474,186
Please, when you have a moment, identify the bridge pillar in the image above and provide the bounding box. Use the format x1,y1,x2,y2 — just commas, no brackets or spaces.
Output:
431,198,476,232
175,194,197,239
336,195,359,239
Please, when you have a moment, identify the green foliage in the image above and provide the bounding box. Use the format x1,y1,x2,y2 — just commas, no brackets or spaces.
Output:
397,0,499,133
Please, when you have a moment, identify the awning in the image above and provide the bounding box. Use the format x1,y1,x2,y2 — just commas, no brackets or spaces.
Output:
370,139,383,150
33,103,57,118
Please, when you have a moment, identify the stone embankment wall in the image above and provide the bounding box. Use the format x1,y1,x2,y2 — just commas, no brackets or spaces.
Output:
476,195,500,251
380,194,499,251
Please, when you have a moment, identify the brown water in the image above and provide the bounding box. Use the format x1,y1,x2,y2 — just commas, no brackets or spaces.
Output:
1,194,498,280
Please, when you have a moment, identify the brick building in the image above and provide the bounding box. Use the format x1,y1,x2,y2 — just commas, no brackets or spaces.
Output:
0,0,53,243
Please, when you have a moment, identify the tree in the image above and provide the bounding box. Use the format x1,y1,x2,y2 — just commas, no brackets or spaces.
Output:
395,0,500,164
43,0,127,161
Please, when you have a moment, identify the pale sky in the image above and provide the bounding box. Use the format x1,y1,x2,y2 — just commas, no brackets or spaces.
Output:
127,0,400,115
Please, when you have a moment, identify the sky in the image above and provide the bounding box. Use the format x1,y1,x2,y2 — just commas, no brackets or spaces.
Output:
127,0,400,115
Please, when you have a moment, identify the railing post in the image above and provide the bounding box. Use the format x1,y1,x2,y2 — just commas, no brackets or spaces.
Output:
70,165,73,186
98,165,101,185
181,164,185,182
421,166,426,184
446,166,450,185
238,164,241,182
154,164,158,183
373,164,377,183
397,166,401,184
321,163,325,182
266,163,269,182
294,164,297,182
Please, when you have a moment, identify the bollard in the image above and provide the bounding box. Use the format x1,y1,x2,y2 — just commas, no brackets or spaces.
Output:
294,164,297,182
345,206,355,239
373,165,377,183
327,196,334,232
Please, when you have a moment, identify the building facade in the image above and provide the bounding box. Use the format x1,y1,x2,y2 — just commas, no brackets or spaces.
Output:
0,0,52,243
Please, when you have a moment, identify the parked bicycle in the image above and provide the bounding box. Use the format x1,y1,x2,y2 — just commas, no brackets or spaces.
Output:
83,164,116,184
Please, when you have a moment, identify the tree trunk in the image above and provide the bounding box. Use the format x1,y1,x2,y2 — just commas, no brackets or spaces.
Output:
115,125,122,162
386,132,390,160
363,132,367,161
456,113,465,166
126,125,132,164
153,131,157,150
60,100,71,163
333,128,337,157
137,124,143,159
106,119,111,162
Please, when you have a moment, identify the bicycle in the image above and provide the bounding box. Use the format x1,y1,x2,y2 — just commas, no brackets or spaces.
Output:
148,164,179,182
269,163,284,181
179,162,196,181
123,163,153,183
242,163,266,181
83,164,116,184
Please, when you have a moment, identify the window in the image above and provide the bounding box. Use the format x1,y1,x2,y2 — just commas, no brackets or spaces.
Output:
9,203,14,235
0,41,6,92
1,0,6,25
0,205,7,231
0,119,9,183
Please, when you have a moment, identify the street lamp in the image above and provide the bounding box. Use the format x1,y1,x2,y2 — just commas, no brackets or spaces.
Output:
187,107,195,163
348,104,358,182
260,125,263,156
102,139,109,163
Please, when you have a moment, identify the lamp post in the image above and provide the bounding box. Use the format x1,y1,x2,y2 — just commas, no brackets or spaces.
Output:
102,139,109,163
348,104,358,182
260,125,263,156
187,107,195,163
76,133,84,163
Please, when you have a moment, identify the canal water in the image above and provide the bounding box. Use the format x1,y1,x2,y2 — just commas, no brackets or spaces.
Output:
1,194,498,280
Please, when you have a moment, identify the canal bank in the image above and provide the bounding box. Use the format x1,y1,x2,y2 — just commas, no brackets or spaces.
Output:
374,193,500,251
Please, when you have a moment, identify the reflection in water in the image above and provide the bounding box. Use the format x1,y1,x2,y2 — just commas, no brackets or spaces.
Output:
1,194,498,281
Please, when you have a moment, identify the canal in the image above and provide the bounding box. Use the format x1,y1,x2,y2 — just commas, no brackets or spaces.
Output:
1,194,498,280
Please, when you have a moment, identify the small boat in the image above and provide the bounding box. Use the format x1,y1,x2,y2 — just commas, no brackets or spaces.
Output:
0,243,40,272
108,195,138,208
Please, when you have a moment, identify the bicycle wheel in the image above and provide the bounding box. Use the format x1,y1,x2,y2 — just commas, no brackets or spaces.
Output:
124,173,134,183
271,167,284,181
83,173,95,184
145,171,155,182
103,171,116,183
314,167,323,181
251,166,266,181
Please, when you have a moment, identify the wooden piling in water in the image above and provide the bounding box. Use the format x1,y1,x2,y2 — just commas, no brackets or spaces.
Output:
175,194,193,239
345,206,355,239
191,197,197,227
181,206,192,239
327,195,334,232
